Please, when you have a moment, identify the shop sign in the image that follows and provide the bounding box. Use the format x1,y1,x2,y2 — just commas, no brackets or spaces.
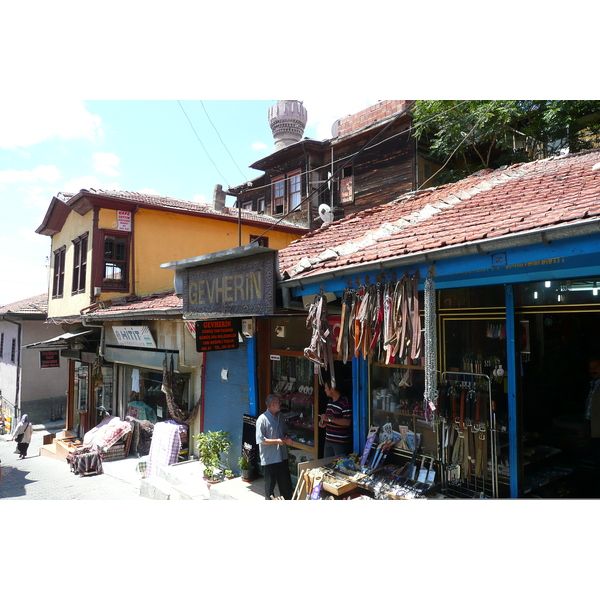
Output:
183,252,276,319
112,326,157,348
196,319,241,352
117,210,132,231
39,350,60,368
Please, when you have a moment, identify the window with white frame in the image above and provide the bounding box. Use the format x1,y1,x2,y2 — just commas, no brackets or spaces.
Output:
71,232,88,294
273,176,285,214
271,170,302,215
289,170,301,210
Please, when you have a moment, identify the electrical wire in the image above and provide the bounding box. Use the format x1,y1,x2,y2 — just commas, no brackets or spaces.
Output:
230,100,473,199
253,101,418,238
199,101,250,182
177,100,231,187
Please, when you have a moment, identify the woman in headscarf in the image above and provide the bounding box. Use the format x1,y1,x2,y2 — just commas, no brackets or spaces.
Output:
12,414,33,459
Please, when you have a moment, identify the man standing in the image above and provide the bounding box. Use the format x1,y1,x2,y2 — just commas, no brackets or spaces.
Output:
256,394,294,500
319,380,352,458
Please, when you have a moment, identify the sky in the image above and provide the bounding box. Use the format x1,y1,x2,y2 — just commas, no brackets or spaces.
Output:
0,1,590,309
0,98,378,306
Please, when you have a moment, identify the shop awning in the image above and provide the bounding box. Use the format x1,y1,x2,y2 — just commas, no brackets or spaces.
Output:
24,329,93,349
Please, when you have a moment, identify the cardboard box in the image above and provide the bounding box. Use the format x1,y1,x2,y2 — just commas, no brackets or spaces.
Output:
323,478,357,496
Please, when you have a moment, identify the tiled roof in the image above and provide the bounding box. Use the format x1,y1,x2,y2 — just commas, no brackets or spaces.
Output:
84,291,182,320
279,149,600,280
62,189,306,230
0,293,48,315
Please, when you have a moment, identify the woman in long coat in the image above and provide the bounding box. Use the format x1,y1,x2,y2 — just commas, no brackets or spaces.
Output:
12,414,33,459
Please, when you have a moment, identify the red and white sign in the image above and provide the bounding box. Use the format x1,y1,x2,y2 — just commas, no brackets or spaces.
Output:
117,210,132,231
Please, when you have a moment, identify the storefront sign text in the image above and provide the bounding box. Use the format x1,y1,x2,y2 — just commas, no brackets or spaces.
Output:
183,252,276,319
112,326,157,348
196,319,241,352
40,350,60,368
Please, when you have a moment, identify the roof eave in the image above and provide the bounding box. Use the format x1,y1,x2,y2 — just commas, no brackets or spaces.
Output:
279,219,600,288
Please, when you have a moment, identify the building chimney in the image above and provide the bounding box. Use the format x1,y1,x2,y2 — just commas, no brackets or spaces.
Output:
212,184,226,212
268,100,308,151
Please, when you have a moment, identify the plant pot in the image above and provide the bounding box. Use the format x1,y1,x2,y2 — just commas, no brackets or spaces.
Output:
241,468,255,482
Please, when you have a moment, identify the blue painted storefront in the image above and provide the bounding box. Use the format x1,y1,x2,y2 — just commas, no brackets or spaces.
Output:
277,230,600,498
198,231,600,496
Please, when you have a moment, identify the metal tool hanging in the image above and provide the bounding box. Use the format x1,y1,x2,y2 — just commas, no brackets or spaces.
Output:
437,372,498,498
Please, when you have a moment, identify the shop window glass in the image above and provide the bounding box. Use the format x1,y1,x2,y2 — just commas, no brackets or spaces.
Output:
270,354,316,472
270,316,312,351
76,363,88,412
369,364,432,450
94,365,114,416
123,366,189,423
439,285,504,310
515,278,600,307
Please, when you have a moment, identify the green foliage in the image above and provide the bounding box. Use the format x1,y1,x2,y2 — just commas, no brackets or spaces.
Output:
238,444,254,470
413,100,600,183
193,430,231,477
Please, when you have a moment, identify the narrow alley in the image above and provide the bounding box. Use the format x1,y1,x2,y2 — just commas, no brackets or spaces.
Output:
0,423,146,500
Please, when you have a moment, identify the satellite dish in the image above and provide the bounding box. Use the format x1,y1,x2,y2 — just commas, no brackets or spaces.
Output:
318,204,334,224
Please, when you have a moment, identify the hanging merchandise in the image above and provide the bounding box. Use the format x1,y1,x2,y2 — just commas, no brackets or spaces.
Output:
304,292,336,387
437,372,498,498
334,275,424,366
423,276,438,422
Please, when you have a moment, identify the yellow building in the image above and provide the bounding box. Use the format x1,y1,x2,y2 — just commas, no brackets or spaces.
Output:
34,188,307,459
37,188,306,320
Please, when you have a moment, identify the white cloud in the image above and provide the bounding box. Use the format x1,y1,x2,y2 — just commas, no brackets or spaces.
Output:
252,141,267,151
62,175,120,194
93,152,121,176
302,99,378,140
21,185,53,210
136,187,160,196
193,193,207,203
0,164,60,184
0,99,104,149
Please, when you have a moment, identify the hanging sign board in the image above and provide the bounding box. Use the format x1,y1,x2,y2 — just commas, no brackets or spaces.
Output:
183,251,276,319
117,210,132,231
196,318,241,352
112,325,157,348
40,350,60,368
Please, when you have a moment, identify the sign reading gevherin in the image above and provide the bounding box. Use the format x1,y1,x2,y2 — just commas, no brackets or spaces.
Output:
183,252,276,319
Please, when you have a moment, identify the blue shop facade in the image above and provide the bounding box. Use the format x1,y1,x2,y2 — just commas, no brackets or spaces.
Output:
164,220,600,499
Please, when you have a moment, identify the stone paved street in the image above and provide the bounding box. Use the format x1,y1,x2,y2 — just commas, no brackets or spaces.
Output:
0,424,147,500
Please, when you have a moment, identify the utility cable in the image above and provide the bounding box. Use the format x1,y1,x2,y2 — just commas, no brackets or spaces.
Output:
200,100,250,182
177,100,230,187
254,101,418,239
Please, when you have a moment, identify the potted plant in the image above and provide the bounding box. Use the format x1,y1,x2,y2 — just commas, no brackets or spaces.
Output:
193,430,231,482
239,444,256,482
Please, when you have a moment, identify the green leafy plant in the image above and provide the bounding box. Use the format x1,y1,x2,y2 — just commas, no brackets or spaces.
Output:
193,430,231,480
238,443,254,470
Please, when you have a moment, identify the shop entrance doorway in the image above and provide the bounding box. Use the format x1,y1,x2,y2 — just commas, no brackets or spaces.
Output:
518,310,600,497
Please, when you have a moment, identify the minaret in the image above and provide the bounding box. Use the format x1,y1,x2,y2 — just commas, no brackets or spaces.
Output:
268,100,308,151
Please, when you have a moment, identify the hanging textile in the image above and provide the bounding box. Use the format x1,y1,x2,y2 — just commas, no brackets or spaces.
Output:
304,292,336,388
161,353,188,423
145,420,186,478
334,275,424,366
91,354,104,390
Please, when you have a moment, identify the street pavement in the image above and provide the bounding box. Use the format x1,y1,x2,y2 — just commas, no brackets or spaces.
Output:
0,423,148,500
